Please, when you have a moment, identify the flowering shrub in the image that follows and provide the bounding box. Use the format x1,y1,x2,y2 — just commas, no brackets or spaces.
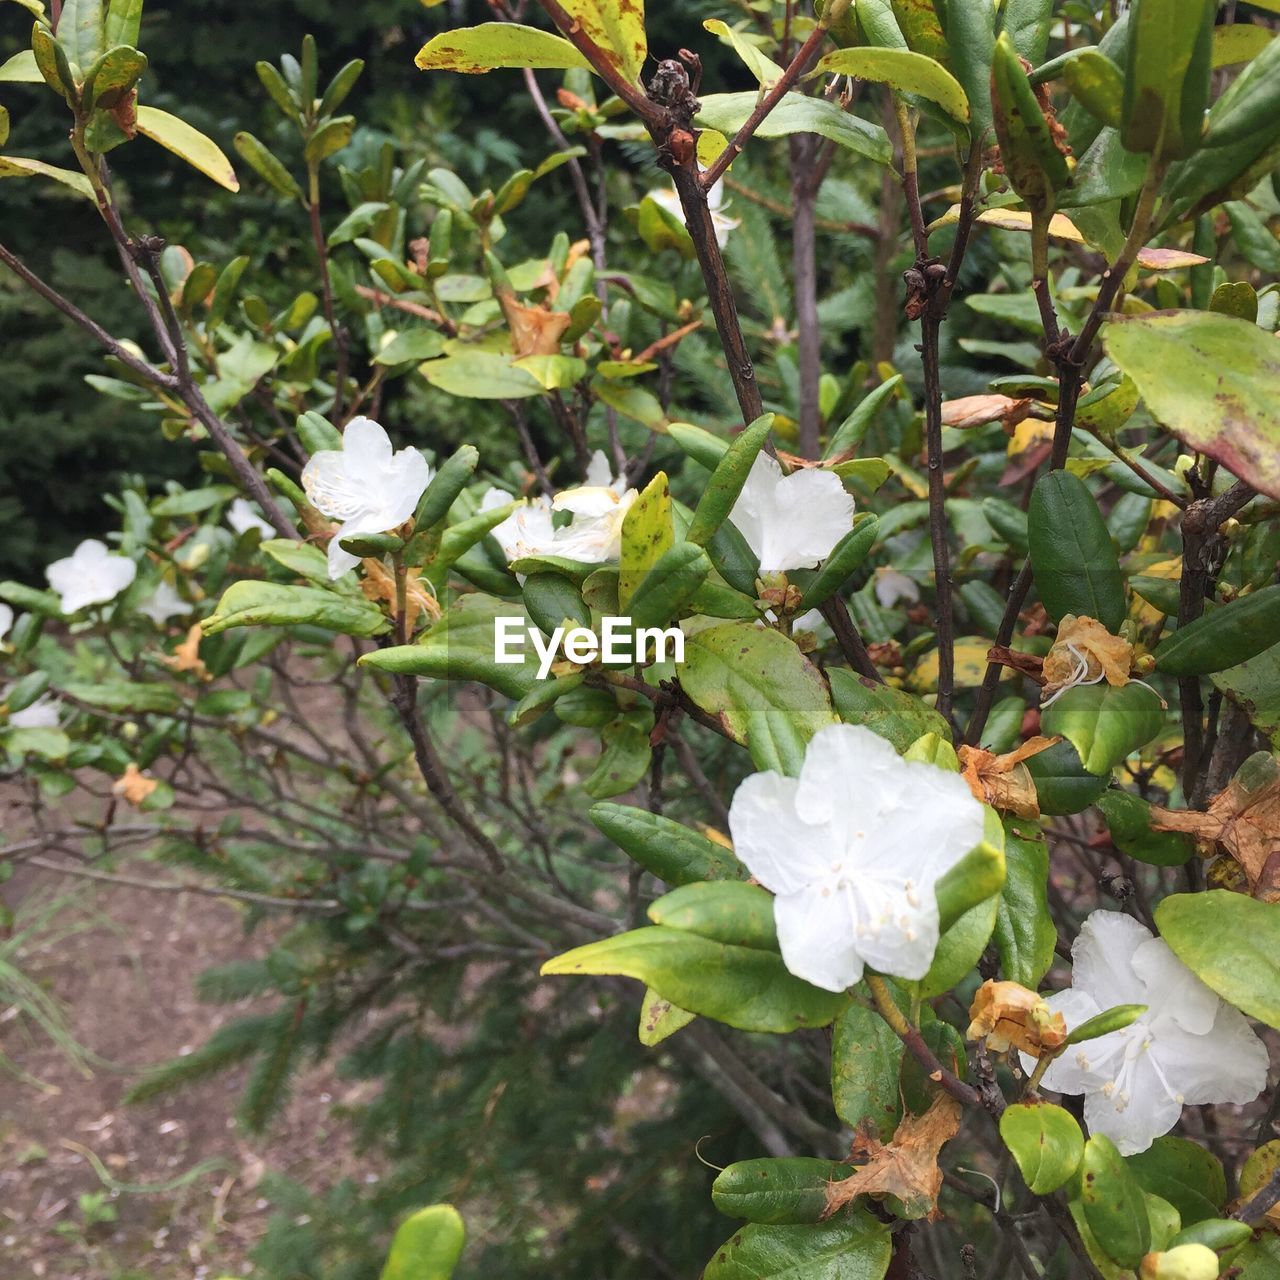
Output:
2,0,1280,1276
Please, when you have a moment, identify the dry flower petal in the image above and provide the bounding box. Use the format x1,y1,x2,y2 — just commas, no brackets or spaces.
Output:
967,979,1067,1056
1042,614,1135,695
941,394,1034,430
113,762,159,806
162,623,209,681
1149,753,1280,902
959,736,1061,819
360,560,441,634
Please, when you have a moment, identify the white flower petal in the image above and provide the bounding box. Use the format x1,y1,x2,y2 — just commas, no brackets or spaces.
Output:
226,498,274,538
553,485,620,518
845,876,942,982
773,885,866,992
138,581,189,625
1131,936,1220,1036
728,771,836,894
9,693,60,729
341,416,395,482
1070,911,1150,1008
0,603,12,640
584,450,615,489
1152,1006,1269,1107
728,455,854,572
1028,988,1109,1090
46,540,137,614
1083,1057,1184,1155
326,534,362,581
875,567,921,608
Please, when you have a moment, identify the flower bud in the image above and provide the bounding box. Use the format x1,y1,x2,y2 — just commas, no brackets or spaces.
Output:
1138,1243,1220,1280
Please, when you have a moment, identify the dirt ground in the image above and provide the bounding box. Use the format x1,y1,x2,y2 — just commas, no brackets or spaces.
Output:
0,866,375,1280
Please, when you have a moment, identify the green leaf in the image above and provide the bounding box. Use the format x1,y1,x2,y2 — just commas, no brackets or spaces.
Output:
1121,0,1214,159
679,622,834,747
935,807,1007,934
813,47,968,122
1062,1003,1147,1047
1104,311,1280,502
687,414,774,548
415,23,591,73
648,881,777,950
514,354,587,390
57,0,102,75
135,106,239,191
233,131,302,200
702,1212,891,1279
797,514,879,611
1167,35,1280,219
638,986,695,1045
419,351,544,399
703,18,784,87
1081,1133,1151,1270
1025,739,1109,814
1155,584,1280,676
1127,1136,1227,1228
413,445,478,532
1001,0,1054,64
203,582,387,637
380,1205,465,1280
304,115,355,164
619,471,673,607
1212,638,1280,748
1062,49,1124,129
1095,791,1193,867
829,667,952,752
522,573,591,634
0,155,94,199
0,49,43,82
711,1159,856,1226
1028,471,1126,631
627,543,711,630
830,1000,904,1140
102,0,140,50
944,0,995,142
824,376,903,459
919,893,1000,998
696,93,892,165
1040,682,1165,776
541,927,847,1034
994,818,1055,987
584,713,652,798
59,681,181,714
999,1101,1085,1195
1155,891,1280,1029
588,803,748,885
357,595,534,699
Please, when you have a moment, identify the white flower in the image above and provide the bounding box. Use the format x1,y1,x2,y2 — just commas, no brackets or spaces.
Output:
728,454,855,573
484,451,637,566
8,693,59,729
226,498,274,539
138,580,189,626
728,723,986,992
483,487,556,563
648,179,740,248
0,604,12,640
301,417,432,579
1025,911,1268,1156
874,567,921,609
46,539,137,615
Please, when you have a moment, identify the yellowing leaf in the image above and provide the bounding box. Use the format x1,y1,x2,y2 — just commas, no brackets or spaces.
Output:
929,205,1209,270
135,106,239,192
